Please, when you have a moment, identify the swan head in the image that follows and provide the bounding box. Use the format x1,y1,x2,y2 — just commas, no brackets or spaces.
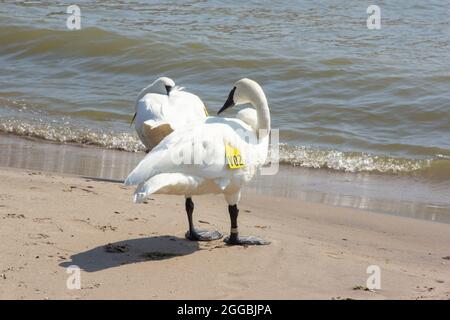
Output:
153,77,175,95
218,78,265,114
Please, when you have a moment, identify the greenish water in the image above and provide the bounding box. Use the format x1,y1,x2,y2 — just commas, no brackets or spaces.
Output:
0,1,449,178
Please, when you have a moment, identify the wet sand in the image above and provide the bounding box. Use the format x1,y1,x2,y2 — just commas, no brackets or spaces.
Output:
0,167,449,299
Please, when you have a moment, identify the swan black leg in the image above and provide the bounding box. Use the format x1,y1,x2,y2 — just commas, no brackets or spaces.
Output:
224,204,270,246
184,197,223,241
185,197,196,234
227,204,240,244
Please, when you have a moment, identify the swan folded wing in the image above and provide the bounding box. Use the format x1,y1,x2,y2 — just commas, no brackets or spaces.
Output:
135,94,168,148
133,173,203,203
168,90,208,129
236,108,258,132
125,123,241,186
142,120,174,150
138,93,167,120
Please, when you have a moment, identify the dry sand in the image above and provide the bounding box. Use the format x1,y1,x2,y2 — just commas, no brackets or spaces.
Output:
0,167,449,299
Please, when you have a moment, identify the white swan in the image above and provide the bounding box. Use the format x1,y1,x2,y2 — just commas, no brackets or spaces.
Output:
131,77,208,151
125,78,270,246
236,108,258,132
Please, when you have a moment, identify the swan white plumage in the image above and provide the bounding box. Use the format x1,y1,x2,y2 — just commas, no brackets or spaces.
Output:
236,108,258,132
125,78,271,245
131,77,208,151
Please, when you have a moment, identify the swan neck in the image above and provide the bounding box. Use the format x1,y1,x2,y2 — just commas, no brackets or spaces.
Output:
253,95,270,137
135,80,163,110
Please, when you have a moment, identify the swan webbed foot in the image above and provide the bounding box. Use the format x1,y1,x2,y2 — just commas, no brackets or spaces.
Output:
185,229,223,241
184,197,222,241
224,234,270,246
225,204,270,246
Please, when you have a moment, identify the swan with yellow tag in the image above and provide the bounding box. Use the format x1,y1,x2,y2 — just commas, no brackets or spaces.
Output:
125,78,270,245
131,77,208,151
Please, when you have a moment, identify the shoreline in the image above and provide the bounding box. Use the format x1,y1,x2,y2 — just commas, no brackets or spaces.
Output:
1,133,449,224
0,167,449,299
1,0,449,300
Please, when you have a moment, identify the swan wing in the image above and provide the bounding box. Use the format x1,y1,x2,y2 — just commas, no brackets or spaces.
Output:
135,89,207,150
133,173,204,203
236,108,258,132
141,121,174,149
166,89,208,129
135,93,169,149
125,119,260,186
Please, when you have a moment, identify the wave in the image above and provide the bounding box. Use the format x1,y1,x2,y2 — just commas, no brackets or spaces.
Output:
0,24,287,76
276,144,450,181
278,144,426,172
0,25,142,60
0,118,144,153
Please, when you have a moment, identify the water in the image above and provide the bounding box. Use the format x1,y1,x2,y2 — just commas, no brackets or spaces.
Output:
0,2,449,177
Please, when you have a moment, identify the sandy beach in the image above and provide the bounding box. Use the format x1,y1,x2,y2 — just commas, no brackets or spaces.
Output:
1,0,450,303
1,167,449,300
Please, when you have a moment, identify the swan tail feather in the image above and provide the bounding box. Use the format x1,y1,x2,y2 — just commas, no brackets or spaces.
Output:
124,149,165,186
132,174,203,203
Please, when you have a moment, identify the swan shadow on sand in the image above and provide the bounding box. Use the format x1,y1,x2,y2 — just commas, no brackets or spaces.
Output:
59,235,199,273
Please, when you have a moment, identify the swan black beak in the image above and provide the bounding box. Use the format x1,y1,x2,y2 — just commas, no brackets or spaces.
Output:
130,112,136,127
218,87,236,115
165,85,172,95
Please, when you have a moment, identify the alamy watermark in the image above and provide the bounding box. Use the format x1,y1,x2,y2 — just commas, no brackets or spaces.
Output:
64,5,381,31
366,265,381,290
167,128,280,176
66,265,81,290
66,5,81,30
367,5,381,30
